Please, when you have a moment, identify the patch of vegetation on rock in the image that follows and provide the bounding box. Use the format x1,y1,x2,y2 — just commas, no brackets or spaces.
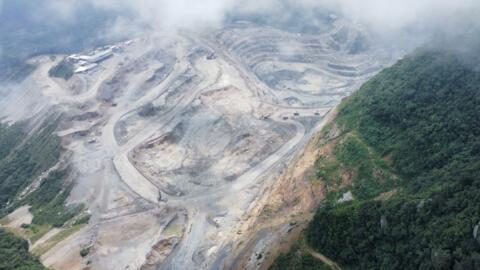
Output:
48,59,74,80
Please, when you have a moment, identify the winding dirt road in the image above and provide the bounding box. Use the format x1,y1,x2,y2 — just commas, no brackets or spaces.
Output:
12,21,392,269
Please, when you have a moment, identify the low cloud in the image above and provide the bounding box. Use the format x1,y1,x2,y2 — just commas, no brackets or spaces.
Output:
19,0,480,35
3,0,480,56
101,1,479,47
324,0,480,42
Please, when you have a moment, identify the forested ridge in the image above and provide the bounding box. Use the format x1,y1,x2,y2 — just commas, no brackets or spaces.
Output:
271,49,480,270
0,121,61,209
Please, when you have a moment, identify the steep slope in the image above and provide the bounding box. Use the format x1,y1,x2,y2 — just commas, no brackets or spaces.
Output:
270,49,480,269
0,118,89,269
0,121,61,209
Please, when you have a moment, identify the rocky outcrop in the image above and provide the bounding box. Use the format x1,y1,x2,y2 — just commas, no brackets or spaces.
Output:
229,110,343,269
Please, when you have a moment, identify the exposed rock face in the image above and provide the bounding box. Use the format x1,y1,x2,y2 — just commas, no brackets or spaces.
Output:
141,238,179,270
474,222,480,243
227,111,341,269
380,215,388,230
257,113,341,221
338,191,354,203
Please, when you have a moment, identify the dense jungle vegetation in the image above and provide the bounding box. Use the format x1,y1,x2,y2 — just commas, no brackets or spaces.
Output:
0,229,46,270
272,50,480,269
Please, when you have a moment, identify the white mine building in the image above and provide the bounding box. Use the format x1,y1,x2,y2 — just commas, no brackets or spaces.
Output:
69,49,114,74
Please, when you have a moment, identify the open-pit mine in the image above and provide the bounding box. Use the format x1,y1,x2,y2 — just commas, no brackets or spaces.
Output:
0,17,393,270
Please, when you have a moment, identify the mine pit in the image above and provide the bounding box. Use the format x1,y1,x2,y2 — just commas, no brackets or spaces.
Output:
4,18,394,270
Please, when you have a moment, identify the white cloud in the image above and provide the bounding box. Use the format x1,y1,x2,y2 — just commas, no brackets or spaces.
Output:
43,0,80,21
27,0,480,35
7,0,480,52
84,0,238,30
322,0,479,34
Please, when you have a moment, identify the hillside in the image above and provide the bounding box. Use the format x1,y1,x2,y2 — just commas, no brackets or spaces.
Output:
0,120,87,269
271,49,480,269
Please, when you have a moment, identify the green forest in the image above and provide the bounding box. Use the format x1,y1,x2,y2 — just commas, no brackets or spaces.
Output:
0,229,46,270
0,119,81,269
48,60,74,80
272,50,480,269
0,121,61,210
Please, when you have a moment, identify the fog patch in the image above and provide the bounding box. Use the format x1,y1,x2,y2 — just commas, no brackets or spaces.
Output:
277,40,304,58
2,0,480,74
